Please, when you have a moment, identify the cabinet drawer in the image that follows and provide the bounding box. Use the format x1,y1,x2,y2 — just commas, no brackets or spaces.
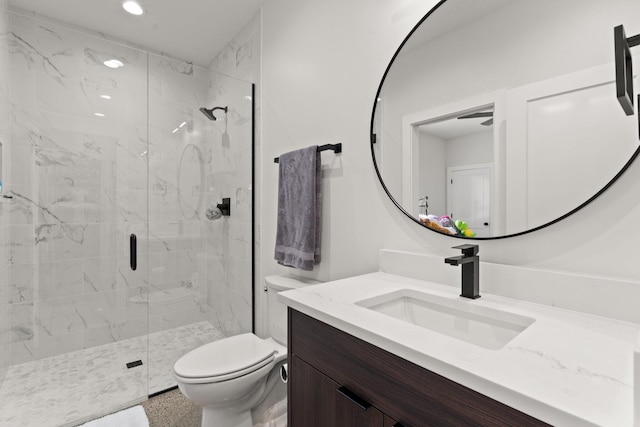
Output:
290,355,384,426
289,308,549,427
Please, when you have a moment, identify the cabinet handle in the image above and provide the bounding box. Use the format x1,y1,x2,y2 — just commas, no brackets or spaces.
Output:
336,386,371,411
393,424,405,427
130,234,137,271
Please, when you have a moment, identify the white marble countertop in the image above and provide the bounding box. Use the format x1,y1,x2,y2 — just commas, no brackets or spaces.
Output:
279,272,640,427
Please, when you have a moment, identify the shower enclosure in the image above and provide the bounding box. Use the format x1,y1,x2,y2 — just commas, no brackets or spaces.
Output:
0,7,254,426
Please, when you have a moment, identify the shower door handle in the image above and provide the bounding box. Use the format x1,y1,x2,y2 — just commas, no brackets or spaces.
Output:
130,234,137,271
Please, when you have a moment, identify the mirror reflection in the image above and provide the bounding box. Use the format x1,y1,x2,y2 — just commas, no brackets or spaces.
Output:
372,0,640,238
416,107,494,237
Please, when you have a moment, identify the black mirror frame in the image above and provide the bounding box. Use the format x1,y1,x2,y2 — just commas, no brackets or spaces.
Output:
370,0,640,240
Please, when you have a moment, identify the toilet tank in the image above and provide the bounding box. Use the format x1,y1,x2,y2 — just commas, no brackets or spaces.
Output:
266,275,321,345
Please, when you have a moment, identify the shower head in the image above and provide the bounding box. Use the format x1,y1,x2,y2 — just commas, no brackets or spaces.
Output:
199,106,228,121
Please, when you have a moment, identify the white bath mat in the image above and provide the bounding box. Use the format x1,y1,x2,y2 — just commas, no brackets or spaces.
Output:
80,405,149,427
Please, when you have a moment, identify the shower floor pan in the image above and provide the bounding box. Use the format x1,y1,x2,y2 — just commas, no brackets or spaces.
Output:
0,321,224,427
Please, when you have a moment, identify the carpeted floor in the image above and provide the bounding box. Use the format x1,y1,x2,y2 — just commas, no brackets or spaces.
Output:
141,388,201,427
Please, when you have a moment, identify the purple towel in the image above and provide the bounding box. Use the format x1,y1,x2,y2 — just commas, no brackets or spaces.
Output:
274,146,321,271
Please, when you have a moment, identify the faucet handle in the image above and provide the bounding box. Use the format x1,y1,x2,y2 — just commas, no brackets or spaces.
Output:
452,244,479,256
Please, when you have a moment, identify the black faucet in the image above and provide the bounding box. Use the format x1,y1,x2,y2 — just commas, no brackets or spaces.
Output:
444,244,480,299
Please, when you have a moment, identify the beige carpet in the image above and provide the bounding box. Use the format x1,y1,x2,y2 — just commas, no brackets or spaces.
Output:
141,388,201,427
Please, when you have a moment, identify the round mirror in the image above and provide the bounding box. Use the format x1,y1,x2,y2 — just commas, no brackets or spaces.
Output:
372,0,640,239
178,143,205,219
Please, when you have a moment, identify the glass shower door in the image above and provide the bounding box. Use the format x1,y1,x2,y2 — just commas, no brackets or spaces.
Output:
146,54,222,394
146,54,255,395
0,11,150,426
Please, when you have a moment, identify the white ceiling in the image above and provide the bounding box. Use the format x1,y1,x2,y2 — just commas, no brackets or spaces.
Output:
419,114,492,140
8,0,264,66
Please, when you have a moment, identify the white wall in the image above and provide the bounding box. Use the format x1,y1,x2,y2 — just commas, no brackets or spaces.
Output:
261,0,422,285
260,0,640,314
445,131,493,168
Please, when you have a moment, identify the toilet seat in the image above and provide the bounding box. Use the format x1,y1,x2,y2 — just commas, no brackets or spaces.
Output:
174,333,277,384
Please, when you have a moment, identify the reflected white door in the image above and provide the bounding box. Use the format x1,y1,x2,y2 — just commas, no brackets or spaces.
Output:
447,164,492,237
506,62,638,232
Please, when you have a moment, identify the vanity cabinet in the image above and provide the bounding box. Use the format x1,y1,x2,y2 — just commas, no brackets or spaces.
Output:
288,308,550,427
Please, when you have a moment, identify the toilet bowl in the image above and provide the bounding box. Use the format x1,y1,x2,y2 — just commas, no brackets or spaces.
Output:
174,275,320,427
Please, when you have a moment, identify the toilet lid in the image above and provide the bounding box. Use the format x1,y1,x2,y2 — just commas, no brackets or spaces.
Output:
174,333,276,380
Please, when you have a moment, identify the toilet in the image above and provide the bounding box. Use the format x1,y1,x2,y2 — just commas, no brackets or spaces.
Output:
174,275,319,427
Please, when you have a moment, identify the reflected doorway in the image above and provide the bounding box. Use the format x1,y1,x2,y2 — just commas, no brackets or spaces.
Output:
447,164,492,237
415,105,495,237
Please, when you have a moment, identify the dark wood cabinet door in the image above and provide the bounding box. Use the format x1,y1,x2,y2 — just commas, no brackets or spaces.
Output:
335,383,384,426
290,355,383,427
384,415,401,426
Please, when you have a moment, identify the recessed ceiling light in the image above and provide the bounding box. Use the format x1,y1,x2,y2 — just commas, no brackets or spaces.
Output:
122,1,144,16
100,95,112,100
103,59,124,69
172,127,179,134
94,113,105,117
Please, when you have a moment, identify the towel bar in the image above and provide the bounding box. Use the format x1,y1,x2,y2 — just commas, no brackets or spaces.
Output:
274,143,342,163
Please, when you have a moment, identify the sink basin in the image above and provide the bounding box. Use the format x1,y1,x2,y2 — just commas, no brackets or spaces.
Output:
356,289,535,350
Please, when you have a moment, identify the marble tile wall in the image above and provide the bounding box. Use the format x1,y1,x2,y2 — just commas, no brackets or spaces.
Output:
146,52,253,338
201,73,254,336
4,11,149,365
147,53,211,336
207,12,259,336
0,0,10,386
1,10,254,367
